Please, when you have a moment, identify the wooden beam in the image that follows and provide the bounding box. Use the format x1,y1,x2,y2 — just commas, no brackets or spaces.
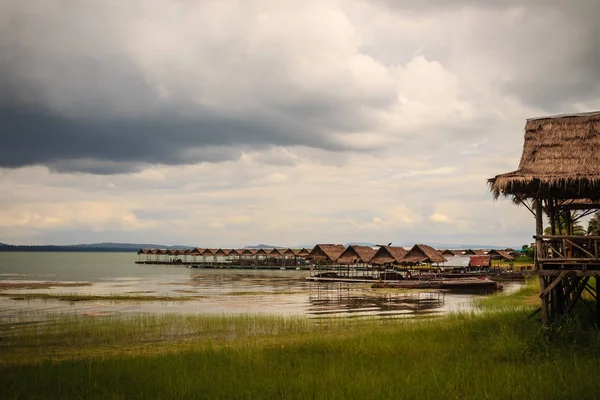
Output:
565,239,597,259
539,276,550,327
546,244,565,258
537,235,600,240
540,258,600,263
517,198,536,216
537,270,600,277
564,277,588,315
539,271,568,299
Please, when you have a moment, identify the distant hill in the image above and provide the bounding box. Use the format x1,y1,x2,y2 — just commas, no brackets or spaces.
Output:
244,244,286,249
0,242,193,252
70,242,194,250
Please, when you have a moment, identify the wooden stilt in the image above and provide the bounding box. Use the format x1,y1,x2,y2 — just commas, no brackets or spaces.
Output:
596,282,600,327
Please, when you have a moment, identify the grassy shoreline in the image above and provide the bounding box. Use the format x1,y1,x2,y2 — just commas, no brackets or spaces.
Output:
2,279,600,399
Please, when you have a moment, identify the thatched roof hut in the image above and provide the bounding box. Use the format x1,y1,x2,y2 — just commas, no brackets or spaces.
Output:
137,248,150,255
254,248,270,256
440,249,460,257
463,249,486,256
269,248,286,257
298,248,310,257
337,245,376,265
240,248,256,256
214,248,232,256
370,246,407,266
401,244,447,265
308,244,345,263
489,111,600,200
201,248,218,256
284,248,300,256
487,249,515,261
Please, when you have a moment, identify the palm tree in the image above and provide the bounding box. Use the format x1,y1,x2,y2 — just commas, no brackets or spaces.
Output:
544,212,586,236
588,211,600,235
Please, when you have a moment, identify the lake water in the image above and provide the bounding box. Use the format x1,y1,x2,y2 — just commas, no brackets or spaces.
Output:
0,252,522,320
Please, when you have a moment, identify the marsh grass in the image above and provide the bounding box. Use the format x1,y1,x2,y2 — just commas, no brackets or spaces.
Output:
3,282,600,399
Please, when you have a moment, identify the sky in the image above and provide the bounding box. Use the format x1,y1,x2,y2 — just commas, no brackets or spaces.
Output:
1,0,599,248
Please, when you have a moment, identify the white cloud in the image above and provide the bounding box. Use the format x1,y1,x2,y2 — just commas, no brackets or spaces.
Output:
429,213,452,224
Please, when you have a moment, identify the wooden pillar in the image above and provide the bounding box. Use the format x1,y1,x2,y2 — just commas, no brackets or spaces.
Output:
548,199,556,236
535,198,550,327
596,278,600,327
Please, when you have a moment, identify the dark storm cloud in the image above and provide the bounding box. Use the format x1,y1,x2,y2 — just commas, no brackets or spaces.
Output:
0,0,395,173
0,107,344,173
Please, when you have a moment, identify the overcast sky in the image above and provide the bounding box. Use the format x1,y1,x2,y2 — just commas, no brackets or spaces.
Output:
1,0,599,247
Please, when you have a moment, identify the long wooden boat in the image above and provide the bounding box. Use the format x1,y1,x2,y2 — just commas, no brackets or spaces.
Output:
372,278,502,292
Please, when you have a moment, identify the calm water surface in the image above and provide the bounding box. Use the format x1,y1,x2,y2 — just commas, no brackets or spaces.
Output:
0,252,522,320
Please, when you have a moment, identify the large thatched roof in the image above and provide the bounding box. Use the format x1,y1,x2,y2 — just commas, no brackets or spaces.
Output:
370,246,407,265
487,249,515,261
269,248,286,256
308,244,345,262
298,248,311,256
201,248,218,256
489,111,600,200
240,248,256,256
463,249,486,256
440,249,460,256
337,245,376,264
402,244,447,265
283,248,299,256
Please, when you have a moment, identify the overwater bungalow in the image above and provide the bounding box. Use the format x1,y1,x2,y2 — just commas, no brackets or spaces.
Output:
298,248,311,257
463,249,487,256
370,246,407,268
487,249,515,262
337,245,376,265
307,244,345,265
440,249,461,257
401,244,447,267
254,248,270,258
217,248,233,256
283,248,299,257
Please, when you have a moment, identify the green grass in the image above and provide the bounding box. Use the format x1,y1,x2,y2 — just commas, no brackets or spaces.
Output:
2,285,600,399
476,277,539,311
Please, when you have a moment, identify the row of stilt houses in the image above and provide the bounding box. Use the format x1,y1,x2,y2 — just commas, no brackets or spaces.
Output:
137,247,312,267
136,243,516,272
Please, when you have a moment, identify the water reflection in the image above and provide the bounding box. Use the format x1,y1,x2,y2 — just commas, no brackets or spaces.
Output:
308,284,445,318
